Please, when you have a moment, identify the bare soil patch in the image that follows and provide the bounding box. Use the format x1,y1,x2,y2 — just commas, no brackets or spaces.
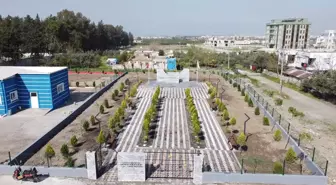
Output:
194,72,308,174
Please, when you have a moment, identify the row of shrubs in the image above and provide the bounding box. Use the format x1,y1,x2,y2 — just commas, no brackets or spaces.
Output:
142,86,160,142
185,88,202,143
45,135,79,167
206,82,217,99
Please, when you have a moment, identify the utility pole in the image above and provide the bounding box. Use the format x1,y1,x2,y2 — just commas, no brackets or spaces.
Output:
279,50,284,95
228,52,230,69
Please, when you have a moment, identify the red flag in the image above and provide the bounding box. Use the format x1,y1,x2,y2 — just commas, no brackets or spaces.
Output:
146,63,149,69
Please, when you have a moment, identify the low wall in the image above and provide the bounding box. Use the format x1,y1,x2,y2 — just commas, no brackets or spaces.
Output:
0,165,87,178
9,72,127,165
202,172,328,185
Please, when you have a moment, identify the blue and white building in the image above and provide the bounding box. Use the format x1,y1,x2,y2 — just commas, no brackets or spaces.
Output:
0,67,70,116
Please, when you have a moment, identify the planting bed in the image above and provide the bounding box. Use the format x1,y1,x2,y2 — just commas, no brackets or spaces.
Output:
195,72,310,175
24,72,149,167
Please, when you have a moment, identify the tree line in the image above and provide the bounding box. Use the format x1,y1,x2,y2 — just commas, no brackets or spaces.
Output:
301,70,336,103
174,47,278,72
0,9,134,62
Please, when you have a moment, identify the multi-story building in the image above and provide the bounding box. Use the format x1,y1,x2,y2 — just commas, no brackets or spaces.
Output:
314,30,336,50
266,18,311,49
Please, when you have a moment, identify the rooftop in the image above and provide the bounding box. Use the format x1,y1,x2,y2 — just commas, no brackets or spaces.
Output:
0,66,67,80
267,18,311,25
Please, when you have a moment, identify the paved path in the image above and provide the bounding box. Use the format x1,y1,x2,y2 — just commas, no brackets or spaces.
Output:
101,83,238,182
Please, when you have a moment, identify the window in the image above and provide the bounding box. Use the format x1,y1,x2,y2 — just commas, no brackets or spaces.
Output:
57,83,65,94
10,91,18,102
0,95,2,105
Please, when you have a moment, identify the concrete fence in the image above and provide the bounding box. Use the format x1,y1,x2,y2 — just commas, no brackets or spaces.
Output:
0,164,87,178
202,172,328,185
9,72,127,165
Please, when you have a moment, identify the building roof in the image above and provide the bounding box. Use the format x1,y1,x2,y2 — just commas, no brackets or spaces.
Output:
283,68,312,79
267,18,311,26
0,66,67,81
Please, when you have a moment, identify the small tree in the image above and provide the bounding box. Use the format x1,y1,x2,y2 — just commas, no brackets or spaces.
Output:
237,84,241,91
60,144,69,158
114,89,119,96
90,115,95,125
263,117,270,126
158,50,165,56
65,157,75,167
100,105,105,114
273,130,282,141
45,144,55,159
248,98,254,107
112,93,116,100
244,94,249,102
96,130,106,145
237,133,247,146
229,117,236,125
241,89,245,96
275,98,283,106
254,107,260,115
285,148,297,163
104,99,109,108
273,161,283,174
223,110,230,121
76,82,79,87
92,81,96,87
83,120,90,131
70,135,78,147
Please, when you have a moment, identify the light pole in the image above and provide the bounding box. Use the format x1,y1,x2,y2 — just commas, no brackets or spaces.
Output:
279,50,285,95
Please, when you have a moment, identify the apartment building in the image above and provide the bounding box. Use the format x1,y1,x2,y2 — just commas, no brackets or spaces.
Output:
314,30,336,50
266,18,311,49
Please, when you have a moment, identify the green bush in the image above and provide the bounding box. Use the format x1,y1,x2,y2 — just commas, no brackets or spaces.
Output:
237,84,241,91
285,148,297,163
273,161,283,174
241,89,245,96
104,99,109,108
263,117,270,126
225,127,231,133
244,94,249,102
83,120,90,131
114,89,119,96
229,79,232,84
233,82,237,87
254,107,260,115
111,93,116,100
273,130,282,141
90,115,95,125
92,81,96,87
223,110,230,121
288,107,304,117
100,105,105,114
45,144,55,158
60,144,69,158
274,98,283,106
96,130,106,145
229,117,236,125
237,133,247,146
248,98,254,107
65,157,75,167
70,135,78,147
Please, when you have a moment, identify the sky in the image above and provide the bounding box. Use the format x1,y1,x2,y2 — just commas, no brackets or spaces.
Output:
0,0,335,36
